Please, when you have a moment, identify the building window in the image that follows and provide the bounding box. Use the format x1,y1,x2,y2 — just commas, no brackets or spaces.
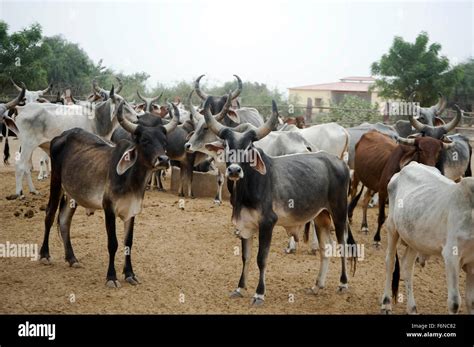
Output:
314,98,322,107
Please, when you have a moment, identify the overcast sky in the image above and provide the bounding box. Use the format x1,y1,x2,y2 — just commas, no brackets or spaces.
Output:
0,0,472,93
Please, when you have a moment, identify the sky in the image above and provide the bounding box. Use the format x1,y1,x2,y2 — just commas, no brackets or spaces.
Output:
0,0,472,94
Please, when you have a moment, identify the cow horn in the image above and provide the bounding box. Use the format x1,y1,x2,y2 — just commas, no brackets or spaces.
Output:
230,74,243,100
187,91,202,122
116,101,138,134
435,92,447,116
115,76,123,94
255,100,279,140
442,140,456,149
203,97,227,136
137,90,147,103
41,83,53,95
214,92,233,122
110,85,115,98
10,78,23,92
408,113,425,132
194,74,208,100
397,137,416,146
164,102,179,133
92,79,102,93
443,105,462,133
5,88,26,109
407,91,416,102
151,91,163,103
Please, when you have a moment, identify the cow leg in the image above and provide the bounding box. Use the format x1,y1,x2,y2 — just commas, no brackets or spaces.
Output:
40,169,63,264
123,217,140,285
442,245,461,314
374,190,387,248
381,224,399,314
252,216,276,306
403,246,418,314
58,197,79,267
310,211,331,295
360,188,373,234
214,170,224,205
186,163,194,198
38,154,50,180
334,218,350,293
15,146,39,197
310,221,319,254
178,164,184,197
157,170,165,191
230,236,253,298
104,204,120,288
464,264,474,314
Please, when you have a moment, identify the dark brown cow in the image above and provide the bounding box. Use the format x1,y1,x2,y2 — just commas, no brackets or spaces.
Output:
349,130,454,246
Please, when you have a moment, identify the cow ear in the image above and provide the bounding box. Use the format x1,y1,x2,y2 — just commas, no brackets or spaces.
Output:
204,141,225,154
185,131,195,141
226,109,240,123
434,117,446,126
250,147,266,175
3,115,19,136
399,149,418,169
116,146,137,175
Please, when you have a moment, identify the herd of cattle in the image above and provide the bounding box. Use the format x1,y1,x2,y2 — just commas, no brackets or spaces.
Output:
0,75,473,314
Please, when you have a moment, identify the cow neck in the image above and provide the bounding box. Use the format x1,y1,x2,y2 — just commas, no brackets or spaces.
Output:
231,149,272,220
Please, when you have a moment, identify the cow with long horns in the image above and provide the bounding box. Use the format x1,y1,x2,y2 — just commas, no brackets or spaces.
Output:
202,98,356,306
39,101,178,287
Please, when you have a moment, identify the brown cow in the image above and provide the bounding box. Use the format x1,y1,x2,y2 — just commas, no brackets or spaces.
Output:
349,130,454,246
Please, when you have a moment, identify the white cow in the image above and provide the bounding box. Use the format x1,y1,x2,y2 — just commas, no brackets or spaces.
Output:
381,162,474,314
9,89,137,198
280,122,350,162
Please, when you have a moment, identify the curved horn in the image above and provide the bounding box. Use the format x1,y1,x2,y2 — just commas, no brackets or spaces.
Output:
214,92,233,121
116,100,138,134
255,100,279,140
137,90,147,103
10,78,23,92
443,140,456,150
115,76,123,94
109,85,115,98
92,79,102,93
435,92,447,115
164,102,179,133
407,91,416,102
5,88,26,109
397,137,416,146
151,91,163,103
408,113,425,132
203,98,227,135
194,74,208,100
230,74,243,100
187,91,202,122
41,83,52,95
442,105,462,133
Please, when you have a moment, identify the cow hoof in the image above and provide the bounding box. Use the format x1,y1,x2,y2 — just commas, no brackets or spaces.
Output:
310,248,318,255
39,257,51,265
307,286,322,295
361,226,369,234
6,194,20,200
157,188,166,192
70,261,82,268
380,308,392,315
106,280,121,288
125,276,140,285
337,284,348,293
250,295,264,307
373,241,382,249
230,289,244,298
213,200,222,206
407,306,418,315
31,191,40,196
284,247,296,254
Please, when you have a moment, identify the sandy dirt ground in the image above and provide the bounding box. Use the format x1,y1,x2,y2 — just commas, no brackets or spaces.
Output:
0,138,467,314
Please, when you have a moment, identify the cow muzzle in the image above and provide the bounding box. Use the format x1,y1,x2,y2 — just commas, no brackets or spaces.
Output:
226,164,244,181
184,142,194,153
154,155,170,169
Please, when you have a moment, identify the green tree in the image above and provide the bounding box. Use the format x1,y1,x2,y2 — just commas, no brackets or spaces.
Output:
371,32,462,106
451,58,474,111
318,95,380,126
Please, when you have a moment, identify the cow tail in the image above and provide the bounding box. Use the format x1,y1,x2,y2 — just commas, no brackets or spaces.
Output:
56,194,67,242
341,129,350,163
3,129,10,165
347,222,357,276
348,183,364,219
303,222,310,243
392,251,400,302
465,143,472,177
